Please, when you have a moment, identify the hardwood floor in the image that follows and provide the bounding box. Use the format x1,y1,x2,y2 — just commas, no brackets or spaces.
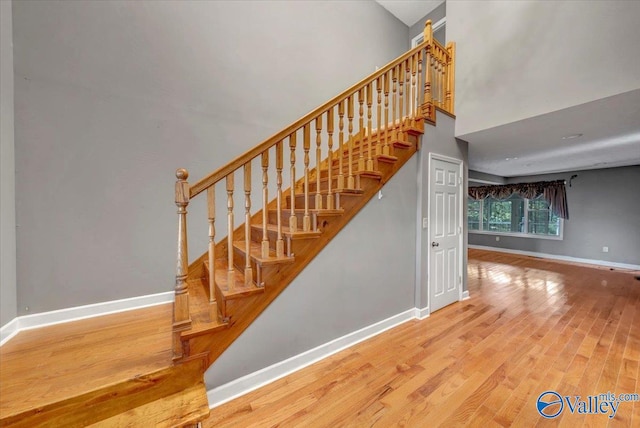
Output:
206,249,640,427
0,304,174,421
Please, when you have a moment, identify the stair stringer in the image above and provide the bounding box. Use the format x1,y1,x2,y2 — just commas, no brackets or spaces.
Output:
205,134,424,389
183,129,423,367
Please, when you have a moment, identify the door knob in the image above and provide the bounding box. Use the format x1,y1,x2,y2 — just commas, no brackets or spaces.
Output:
431,242,439,247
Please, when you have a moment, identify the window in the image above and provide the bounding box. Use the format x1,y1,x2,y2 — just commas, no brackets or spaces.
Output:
468,195,562,239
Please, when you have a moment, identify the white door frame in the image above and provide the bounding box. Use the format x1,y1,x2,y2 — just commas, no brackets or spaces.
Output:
427,152,464,307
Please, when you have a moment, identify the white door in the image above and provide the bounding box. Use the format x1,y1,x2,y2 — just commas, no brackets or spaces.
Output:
429,155,462,312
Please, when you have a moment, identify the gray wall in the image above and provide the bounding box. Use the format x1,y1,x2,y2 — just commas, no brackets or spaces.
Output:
1,0,17,328
12,1,409,315
469,170,505,185
416,112,468,310
409,2,446,44
447,0,640,136
206,154,418,387
469,166,640,265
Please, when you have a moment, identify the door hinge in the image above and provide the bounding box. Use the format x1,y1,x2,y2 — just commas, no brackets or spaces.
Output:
459,276,462,285
458,226,462,234
458,176,462,185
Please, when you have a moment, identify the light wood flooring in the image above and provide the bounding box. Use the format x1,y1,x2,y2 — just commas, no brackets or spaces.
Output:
0,303,174,419
206,249,640,427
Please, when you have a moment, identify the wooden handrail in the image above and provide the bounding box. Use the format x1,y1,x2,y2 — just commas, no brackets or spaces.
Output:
172,19,455,362
189,40,435,198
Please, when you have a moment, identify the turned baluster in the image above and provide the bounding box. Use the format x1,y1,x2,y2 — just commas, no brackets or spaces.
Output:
337,100,345,190
357,88,365,171
437,50,443,107
405,58,411,129
424,48,432,120
383,71,390,155
226,173,235,290
398,60,404,139
376,76,382,157
207,186,216,303
243,163,252,286
326,108,335,209
288,134,297,232
366,83,373,171
422,20,433,120
314,117,323,210
261,151,269,258
303,124,311,232
392,66,398,141
173,168,191,359
347,95,355,189
275,141,284,257
438,49,444,108
417,50,423,120
411,53,417,126
442,50,449,109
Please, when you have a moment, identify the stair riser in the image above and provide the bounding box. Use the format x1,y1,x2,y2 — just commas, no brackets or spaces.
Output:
288,192,361,210
250,227,294,256
232,245,262,285
268,210,308,228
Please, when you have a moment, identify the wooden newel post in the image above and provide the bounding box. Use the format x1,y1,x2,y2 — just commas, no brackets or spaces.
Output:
173,168,192,360
422,19,434,122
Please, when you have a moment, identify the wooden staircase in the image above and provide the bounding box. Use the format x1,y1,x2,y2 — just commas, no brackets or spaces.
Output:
165,20,455,425
0,20,454,427
176,120,427,367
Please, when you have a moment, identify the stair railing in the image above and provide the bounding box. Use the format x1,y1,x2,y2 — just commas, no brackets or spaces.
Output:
171,20,455,360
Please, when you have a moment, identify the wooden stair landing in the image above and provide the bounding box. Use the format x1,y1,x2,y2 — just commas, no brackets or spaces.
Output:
0,304,209,427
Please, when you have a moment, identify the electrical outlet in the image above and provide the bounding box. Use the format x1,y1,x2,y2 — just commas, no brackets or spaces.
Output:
602,246,609,253
496,236,500,242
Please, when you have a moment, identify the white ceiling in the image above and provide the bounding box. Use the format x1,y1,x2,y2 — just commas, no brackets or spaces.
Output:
461,89,640,177
375,0,444,27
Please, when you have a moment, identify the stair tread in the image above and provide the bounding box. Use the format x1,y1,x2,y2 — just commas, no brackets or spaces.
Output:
232,240,296,266
313,170,382,182
390,139,413,148
290,188,363,196
92,382,209,427
206,259,264,300
251,223,322,239
272,208,345,216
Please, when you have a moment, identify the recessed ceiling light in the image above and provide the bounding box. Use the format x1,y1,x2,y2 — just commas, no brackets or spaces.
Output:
562,133,583,140
505,157,519,161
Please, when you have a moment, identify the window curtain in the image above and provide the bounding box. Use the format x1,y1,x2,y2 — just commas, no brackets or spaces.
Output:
468,180,569,219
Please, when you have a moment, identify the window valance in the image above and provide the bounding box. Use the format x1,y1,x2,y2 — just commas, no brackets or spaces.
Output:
468,180,569,219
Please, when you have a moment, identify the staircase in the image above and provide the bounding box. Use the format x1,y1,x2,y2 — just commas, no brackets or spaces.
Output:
0,21,454,427
176,119,427,366
170,19,455,419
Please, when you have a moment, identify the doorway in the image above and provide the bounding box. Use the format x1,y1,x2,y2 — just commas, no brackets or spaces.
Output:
428,154,463,312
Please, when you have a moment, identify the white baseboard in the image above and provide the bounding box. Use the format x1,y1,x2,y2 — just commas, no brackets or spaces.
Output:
0,291,173,347
0,318,19,347
414,307,430,320
462,290,470,300
207,308,417,409
469,245,640,271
